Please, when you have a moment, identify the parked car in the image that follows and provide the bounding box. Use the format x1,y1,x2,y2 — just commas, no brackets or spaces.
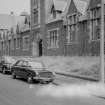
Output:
0,56,16,74
11,60,55,83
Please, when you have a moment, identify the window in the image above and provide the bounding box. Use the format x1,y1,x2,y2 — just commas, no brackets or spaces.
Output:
0,33,1,39
95,26,100,39
97,7,101,18
11,39,14,50
82,21,87,32
3,41,4,51
14,38,16,49
67,25,77,43
33,9,38,25
51,5,56,19
68,16,71,24
67,14,78,43
48,29,59,49
73,15,77,23
16,61,23,66
22,61,29,67
91,20,100,40
0,41,1,51
1,41,3,51
16,38,20,49
8,40,11,50
90,7,101,41
68,15,77,24
53,10,56,19
29,61,44,69
93,9,97,18
23,36,29,50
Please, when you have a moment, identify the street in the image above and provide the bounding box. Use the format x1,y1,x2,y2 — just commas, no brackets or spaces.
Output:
0,73,105,105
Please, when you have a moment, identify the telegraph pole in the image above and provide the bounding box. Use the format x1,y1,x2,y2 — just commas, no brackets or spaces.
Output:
100,0,105,83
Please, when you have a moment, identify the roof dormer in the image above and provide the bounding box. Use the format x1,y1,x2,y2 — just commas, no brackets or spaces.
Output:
46,0,67,23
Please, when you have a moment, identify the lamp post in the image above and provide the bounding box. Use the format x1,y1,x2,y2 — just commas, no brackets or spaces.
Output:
100,0,104,83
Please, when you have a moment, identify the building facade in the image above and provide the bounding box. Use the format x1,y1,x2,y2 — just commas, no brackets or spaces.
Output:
30,0,104,56
0,0,104,57
0,13,31,57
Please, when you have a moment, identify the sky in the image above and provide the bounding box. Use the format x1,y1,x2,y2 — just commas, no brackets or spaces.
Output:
0,0,30,15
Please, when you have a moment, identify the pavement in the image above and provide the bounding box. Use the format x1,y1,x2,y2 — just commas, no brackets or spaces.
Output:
56,71,98,81
0,73,105,105
56,72,105,100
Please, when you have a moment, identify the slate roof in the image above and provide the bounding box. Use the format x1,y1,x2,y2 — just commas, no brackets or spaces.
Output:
61,0,71,16
73,0,88,15
88,0,105,9
0,14,25,30
45,0,67,14
53,0,67,12
45,0,67,23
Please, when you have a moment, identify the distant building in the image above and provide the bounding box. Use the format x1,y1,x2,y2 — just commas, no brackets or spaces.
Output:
0,12,31,56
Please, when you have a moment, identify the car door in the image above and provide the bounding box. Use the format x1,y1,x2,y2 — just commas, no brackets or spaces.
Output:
0,61,4,71
20,61,29,79
14,60,24,77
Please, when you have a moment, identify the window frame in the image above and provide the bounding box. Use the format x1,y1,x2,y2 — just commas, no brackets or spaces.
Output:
47,28,59,49
67,14,78,44
90,8,101,41
33,9,39,25
16,37,20,49
22,36,30,51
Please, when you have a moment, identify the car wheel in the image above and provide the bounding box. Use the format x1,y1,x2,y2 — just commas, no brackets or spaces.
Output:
27,75,33,83
2,68,6,74
12,72,16,79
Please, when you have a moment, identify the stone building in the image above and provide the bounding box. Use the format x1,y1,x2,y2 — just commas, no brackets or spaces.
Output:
0,0,104,57
30,0,104,56
0,12,31,56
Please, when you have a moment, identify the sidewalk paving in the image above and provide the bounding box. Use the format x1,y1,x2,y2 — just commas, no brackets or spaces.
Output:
56,71,98,81
88,83,105,99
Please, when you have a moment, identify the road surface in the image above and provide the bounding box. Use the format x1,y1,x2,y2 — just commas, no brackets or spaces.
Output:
0,73,105,105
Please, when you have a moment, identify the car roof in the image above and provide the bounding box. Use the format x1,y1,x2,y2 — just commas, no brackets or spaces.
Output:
17,59,44,65
16,59,45,69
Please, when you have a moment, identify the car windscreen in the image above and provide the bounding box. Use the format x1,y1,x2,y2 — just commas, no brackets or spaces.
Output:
29,61,45,70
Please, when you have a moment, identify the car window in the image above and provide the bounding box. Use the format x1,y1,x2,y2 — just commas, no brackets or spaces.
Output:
15,61,23,66
28,61,44,70
22,61,29,67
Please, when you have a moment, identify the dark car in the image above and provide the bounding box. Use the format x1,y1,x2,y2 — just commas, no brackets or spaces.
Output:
11,60,55,83
0,56,16,74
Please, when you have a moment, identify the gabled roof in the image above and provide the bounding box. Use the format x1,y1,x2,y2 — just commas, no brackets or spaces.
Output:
45,0,53,21
62,0,71,16
62,0,89,17
88,0,105,9
45,0,67,23
73,0,88,15
53,0,67,12
0,14,25,30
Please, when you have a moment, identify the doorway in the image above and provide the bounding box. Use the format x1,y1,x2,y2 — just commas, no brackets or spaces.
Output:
39,39,43,56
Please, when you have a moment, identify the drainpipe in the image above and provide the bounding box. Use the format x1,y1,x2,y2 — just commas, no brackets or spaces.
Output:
100,0,105,83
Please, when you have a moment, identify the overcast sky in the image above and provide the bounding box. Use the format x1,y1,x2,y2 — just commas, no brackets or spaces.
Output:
0,0,30,15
